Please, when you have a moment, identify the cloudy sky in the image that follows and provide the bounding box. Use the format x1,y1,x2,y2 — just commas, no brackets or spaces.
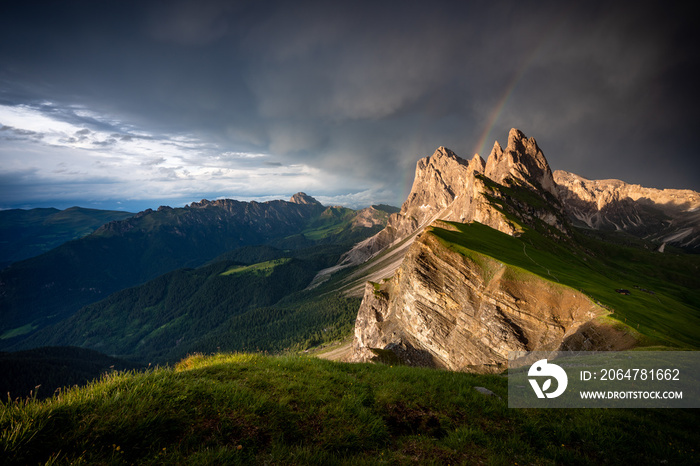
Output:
1,0,698,212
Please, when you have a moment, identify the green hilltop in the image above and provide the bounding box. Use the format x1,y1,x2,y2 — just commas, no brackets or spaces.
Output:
2,353,697,465
430,221,700,349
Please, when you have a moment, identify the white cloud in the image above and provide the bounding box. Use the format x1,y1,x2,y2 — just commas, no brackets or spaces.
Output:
315,188,398,209
0,104,76,135
0,103,376,209
219,151,267,159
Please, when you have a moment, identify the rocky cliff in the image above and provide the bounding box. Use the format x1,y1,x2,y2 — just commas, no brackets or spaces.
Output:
349,226,608,371
554,171,700,250
484,129,557,197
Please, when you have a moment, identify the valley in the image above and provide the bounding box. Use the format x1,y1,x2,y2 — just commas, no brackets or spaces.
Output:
0,195,391,345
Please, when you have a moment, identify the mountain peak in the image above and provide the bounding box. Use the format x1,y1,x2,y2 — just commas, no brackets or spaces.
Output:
406,147,471,217
432,146,462,162
289,192,322,205
485,128,557,196
469,153,486,173
506,127,528,150
336,129,570,281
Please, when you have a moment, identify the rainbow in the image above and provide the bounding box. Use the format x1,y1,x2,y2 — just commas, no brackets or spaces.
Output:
472,70,523,159
472,8,568,158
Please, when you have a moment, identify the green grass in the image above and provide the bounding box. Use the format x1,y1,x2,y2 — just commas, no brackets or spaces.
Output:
430,221,700,348
300,207,356,241
0,324,37,340
291,206,385,244
2,353,697,465
221,258,292,277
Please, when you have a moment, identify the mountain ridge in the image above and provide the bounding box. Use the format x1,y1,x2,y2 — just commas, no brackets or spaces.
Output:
346,128,700,369
0,206,134,268
0,193,389,346
554,170,700,250
329,128,570,281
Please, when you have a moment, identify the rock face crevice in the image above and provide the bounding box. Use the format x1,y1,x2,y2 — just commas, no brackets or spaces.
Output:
349,231,606,371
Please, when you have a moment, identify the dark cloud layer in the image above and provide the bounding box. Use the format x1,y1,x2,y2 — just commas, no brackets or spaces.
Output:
1,0,698,210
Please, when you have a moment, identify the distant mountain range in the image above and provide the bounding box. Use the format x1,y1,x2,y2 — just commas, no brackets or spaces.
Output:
554,170,700,250
0,206,133,268
0,194,394,348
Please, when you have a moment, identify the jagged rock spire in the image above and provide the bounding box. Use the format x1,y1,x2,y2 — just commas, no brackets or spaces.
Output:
485,128,557,196
337,129,564,270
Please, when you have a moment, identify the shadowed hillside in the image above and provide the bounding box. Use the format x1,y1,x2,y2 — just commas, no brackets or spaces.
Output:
0,207,133,268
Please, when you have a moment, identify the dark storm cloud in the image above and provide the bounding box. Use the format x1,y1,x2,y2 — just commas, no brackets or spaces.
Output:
0,0,698,210
148,0,243,45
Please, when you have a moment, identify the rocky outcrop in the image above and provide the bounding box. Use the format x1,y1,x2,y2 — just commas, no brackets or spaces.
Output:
484,128,558,197
351,206,390,228
289,192,323,206
349,229,607,371
338,147,479,266
339,129,562,269
554,171,700,250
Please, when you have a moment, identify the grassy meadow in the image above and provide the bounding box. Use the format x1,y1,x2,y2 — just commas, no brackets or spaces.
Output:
430,221,700,349
2,353,698,465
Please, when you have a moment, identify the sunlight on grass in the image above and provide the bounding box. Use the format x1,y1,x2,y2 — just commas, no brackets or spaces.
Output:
0,323,37,340
429,221,700,349
220,258,291,277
